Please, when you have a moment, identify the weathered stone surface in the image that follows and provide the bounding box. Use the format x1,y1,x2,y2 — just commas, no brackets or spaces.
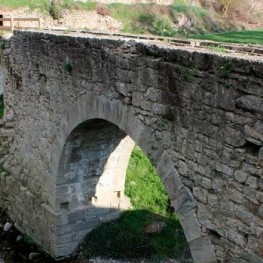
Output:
236,95,263,114
0,31,262,263
259,147,263,160
189,236,217,263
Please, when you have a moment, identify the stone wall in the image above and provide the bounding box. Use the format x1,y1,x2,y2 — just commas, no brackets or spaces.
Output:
0,31,262,263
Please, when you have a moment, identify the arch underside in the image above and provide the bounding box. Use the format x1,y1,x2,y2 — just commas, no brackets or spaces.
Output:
51,94,217,263
55,119,134,255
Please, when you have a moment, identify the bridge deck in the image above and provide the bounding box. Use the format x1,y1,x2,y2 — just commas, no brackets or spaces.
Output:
19,28,263,59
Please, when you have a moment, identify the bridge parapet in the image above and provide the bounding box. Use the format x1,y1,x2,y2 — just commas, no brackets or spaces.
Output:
0,31,262,263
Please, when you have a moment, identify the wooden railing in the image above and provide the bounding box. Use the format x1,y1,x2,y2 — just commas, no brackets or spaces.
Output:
0,17,40,32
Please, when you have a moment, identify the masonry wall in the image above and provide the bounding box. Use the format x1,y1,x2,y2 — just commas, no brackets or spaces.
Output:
0,31,262,262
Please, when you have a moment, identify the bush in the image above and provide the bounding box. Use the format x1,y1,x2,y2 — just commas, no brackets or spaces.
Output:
46,0,63,20
152,18,176,37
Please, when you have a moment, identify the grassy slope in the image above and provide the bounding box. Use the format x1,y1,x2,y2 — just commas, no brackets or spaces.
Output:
81,147,191,261
1,0,262,44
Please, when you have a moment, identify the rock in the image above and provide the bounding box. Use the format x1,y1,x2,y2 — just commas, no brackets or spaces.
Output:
144,221,166,235
258,147,263,160
3,221,13,232
16,235,23,242
236,95,263,114
28,252,41,261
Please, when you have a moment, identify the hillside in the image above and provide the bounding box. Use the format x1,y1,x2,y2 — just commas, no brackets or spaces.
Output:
0,0,262,38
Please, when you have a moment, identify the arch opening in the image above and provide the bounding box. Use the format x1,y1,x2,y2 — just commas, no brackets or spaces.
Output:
55,118,193,261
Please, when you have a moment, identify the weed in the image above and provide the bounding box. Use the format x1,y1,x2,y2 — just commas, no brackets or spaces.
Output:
223,82,231,89
186,66,196,81
0,40,5,50
23,235,36,246
0,163,10,175
207,44,227,53
219,60,232,78
63,62,73,73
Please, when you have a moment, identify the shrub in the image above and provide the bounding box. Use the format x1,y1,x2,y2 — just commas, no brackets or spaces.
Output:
152,18,176,37
46,0,63,20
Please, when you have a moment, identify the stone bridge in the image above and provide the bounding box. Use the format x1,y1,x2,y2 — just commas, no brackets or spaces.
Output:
0,31,262,263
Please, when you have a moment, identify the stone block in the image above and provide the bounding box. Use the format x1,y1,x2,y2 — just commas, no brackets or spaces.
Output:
229,189,243,204
189,236,217,263
234,170,248,183
171,187,196,216
146,87,158,102
208,194,218,207
236,95,263,114
164,168,183,200
193,187,208,204
215,162,234,176
224,127,246,147
68,209,86,223
55,241,78,257
156,151,174,182
259,147,263,160
258,205,263,218
235,205,253,226
202,177,212,190
179,209,202,242
228,230,247,247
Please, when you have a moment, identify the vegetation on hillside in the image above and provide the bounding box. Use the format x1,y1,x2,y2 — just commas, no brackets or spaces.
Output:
80,146,191,261
1,0,262,38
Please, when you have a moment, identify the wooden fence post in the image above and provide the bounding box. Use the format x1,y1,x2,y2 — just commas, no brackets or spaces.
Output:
10,15,14,32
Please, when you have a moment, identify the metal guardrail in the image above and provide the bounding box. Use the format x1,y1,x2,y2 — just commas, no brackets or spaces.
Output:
0,17,40,32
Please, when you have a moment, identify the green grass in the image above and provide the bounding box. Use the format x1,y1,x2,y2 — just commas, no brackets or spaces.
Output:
125,146,170,216
190,30,263,45
81,147,191,261
108,3,176,36
0,0,95,11
82,210,190,261
0,0,39,8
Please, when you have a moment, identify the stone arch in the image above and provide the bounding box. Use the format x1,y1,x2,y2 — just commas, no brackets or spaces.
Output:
51,93,217,263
